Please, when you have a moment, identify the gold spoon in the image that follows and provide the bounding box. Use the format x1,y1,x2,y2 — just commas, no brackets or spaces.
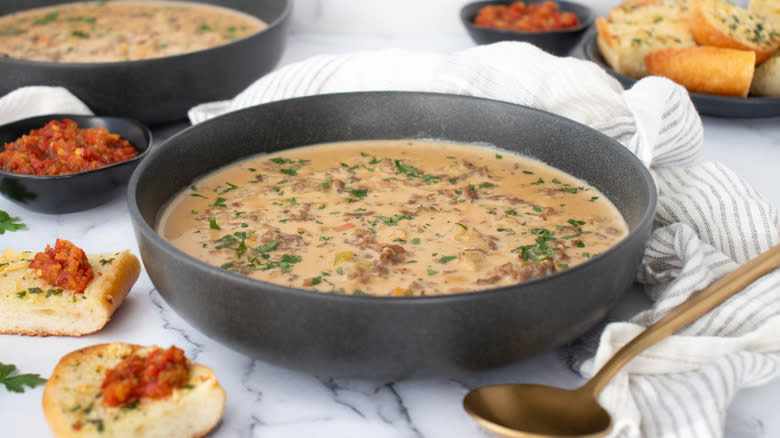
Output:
464,242,780,438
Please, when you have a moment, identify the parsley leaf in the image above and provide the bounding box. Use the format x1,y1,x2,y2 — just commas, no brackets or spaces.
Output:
0,210,27,234
0,363,46,393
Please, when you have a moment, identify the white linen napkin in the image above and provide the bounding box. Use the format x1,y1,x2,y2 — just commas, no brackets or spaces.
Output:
189,42,780,438
0,86,93,126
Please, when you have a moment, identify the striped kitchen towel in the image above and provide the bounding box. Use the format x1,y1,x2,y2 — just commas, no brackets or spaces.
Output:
189,42,780,438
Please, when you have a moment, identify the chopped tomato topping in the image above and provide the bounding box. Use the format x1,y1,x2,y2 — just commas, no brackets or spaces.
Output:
101,346,190,407
0,118,137,175
29,239,94,294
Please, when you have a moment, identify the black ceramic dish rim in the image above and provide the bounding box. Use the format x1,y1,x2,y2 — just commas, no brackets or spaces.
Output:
128,90,658,305
460,0,594,35
0,113,153,180
0,0,292,69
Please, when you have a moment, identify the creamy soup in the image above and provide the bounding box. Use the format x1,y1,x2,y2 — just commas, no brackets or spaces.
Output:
158,140,629,297
0,1,266,62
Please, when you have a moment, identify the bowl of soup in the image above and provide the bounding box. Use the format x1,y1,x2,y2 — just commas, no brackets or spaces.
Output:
128,92,656,379
0,0,290,125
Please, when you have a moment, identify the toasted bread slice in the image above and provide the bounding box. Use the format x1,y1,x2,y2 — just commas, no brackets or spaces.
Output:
646,46,756,97
607,0,689,25
689,0,780,63
0,248,140,336
751,50,780,96
597,17,696,79
43,343,226,438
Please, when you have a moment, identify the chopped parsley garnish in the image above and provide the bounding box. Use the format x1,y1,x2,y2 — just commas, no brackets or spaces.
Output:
0,210,27,234
0,363,46,393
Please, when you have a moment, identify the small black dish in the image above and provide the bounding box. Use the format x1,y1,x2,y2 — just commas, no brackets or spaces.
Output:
0,114,152,214
460,0,593,56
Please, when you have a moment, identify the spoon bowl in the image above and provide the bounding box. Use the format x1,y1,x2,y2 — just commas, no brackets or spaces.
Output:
464,242,780,437
464,383,611,437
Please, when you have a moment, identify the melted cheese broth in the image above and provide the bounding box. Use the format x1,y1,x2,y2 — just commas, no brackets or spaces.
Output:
0,1,266,62
158,140,628,296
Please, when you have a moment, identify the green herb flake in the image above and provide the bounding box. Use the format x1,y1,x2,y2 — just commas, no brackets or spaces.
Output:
0,363,46,393
0,210,27,234
437,255,457,263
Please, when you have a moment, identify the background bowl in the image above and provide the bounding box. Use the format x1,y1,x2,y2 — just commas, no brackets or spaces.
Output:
0,0,290,126
460,0,593,56
129,92,656,380
0,114,152,214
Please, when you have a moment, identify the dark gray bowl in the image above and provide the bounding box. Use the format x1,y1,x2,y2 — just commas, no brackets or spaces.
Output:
129,92,656,379
1,114,151,213
0,0,290,126
461,0,593,56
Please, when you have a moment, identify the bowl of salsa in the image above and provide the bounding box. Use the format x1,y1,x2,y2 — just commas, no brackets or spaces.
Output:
0,114,151,213
460,0,593,56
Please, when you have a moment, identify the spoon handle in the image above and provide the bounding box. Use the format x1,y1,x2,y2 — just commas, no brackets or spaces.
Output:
584,242,780,397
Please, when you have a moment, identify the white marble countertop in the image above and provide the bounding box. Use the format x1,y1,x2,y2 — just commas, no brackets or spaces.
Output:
2,1,779,437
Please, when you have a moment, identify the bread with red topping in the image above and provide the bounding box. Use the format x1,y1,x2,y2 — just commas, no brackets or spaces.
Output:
0,245,140,336
43,343,226,438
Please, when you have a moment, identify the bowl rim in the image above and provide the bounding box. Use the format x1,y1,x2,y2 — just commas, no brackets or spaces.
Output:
460,0,594,35
128,91,657,304
0,113,153,179
0,0,292,68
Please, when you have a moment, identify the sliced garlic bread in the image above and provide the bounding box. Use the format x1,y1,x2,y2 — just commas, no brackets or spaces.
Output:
43,343,226,438
596,17,696,79
0,247,140,336
689,0,780,63
607,0,689,25
645,46,756,97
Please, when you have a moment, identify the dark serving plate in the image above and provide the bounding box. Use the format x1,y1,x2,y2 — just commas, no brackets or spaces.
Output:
129,92,657,379
583,33,780,118
460,0,593,56
0,114,152,213
0,0,290,126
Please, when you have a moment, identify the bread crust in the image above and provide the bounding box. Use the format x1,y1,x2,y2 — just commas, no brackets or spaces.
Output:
0,248,140,336
689,0,780,63
645,46,756,97
43,343,226,438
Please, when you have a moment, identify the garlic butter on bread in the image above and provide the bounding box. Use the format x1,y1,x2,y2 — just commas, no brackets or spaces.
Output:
43,343,226,438
689,0,780,63
596,0,696,79
0,240,140,336
597,0,780,98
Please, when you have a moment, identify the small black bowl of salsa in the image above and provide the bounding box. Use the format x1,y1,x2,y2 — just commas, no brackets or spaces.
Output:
0,114,152,213
461,0,593,56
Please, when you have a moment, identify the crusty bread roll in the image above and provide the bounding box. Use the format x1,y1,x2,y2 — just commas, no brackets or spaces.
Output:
0,248,140,336
645,46,756,97
43,343,226,438
751,51,780,96
689,0,780,63
596,0,696,79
